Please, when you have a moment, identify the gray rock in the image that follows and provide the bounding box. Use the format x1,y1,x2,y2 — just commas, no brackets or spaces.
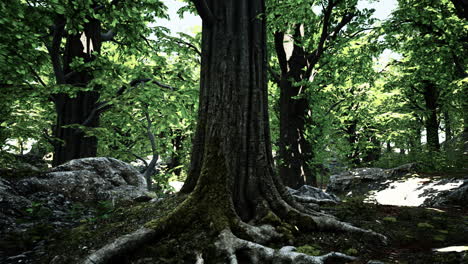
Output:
423,179,468,207
16,157,148,202
327,163,420,195
0,178,31,218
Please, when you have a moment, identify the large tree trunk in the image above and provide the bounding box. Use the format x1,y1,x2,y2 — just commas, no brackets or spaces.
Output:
83,1,386,262
422,82,440,151
180,0,281,220
52,20,102,166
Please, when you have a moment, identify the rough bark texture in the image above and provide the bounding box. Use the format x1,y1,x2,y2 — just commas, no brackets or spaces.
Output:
52,19,102,166
181,0,279,221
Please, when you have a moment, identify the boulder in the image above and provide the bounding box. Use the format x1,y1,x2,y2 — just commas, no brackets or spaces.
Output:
0,157,152,264
16,157,148,202
327,163,420,195
0,178,32,229
423,179,468,207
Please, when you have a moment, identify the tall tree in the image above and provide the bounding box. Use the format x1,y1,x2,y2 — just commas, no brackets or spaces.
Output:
83,1,384,263
268,0,373,188
2,0,168,166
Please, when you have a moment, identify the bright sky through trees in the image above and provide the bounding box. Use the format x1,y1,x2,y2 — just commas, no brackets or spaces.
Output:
158,0,398,35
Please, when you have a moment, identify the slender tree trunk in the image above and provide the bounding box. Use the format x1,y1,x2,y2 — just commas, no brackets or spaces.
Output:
362,133,381,164
345,119,360,166
444,110,452,141
275,27,315,189
386,142,392,152
52,20,102,166
167,130,184,177
278,76,315,188
422,82,440,151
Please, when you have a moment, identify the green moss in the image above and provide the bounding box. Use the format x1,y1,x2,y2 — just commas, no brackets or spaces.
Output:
258,211,282,226
417,222,434,229
296,244,321,256
345,248,358,255
383,216,397,222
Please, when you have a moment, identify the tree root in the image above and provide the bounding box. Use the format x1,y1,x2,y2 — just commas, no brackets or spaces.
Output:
313,215,387,242
235,221,282,244
292,195,338,205
82,228,156,264
215,229,357,264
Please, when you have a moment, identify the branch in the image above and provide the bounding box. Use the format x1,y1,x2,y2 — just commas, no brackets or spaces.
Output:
142,103,159,180
101,29,116,42
46,18,66,85
191,0,216,25
306,0,336,67
173,38,202,57
274,32,288,74
81,78,176,127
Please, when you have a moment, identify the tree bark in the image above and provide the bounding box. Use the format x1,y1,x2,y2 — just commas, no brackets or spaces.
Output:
277,27,315,189
52,19,102,166
180,0,281,221
345,119,360,166
422,82,440,151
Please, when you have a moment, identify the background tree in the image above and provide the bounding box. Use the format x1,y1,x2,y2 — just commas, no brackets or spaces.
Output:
267,0,375,188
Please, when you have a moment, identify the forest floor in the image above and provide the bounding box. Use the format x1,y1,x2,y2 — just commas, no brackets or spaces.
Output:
36,189,467,264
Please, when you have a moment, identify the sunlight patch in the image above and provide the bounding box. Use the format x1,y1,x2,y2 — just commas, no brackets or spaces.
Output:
434,246,468,252
365,177,463,206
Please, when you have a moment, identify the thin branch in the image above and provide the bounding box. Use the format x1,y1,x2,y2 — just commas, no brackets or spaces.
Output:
173,38,202,57
101,29,116,42
81,78,176,127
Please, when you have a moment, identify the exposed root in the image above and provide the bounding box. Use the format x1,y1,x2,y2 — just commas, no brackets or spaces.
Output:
215,229,357,264
82,228,156,264
310,215,388,244
292,195,339,205
285,209,388,245
235,221,282,244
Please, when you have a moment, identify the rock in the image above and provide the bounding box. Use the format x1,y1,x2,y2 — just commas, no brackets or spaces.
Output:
0,157,156,264
16,157,149,202
327,163,420,195
288,185,340,203
423,179,468,207
0,178,32,219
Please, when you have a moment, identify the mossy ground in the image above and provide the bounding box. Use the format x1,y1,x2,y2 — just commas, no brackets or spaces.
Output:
294,198,467,264
34,193,467,264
